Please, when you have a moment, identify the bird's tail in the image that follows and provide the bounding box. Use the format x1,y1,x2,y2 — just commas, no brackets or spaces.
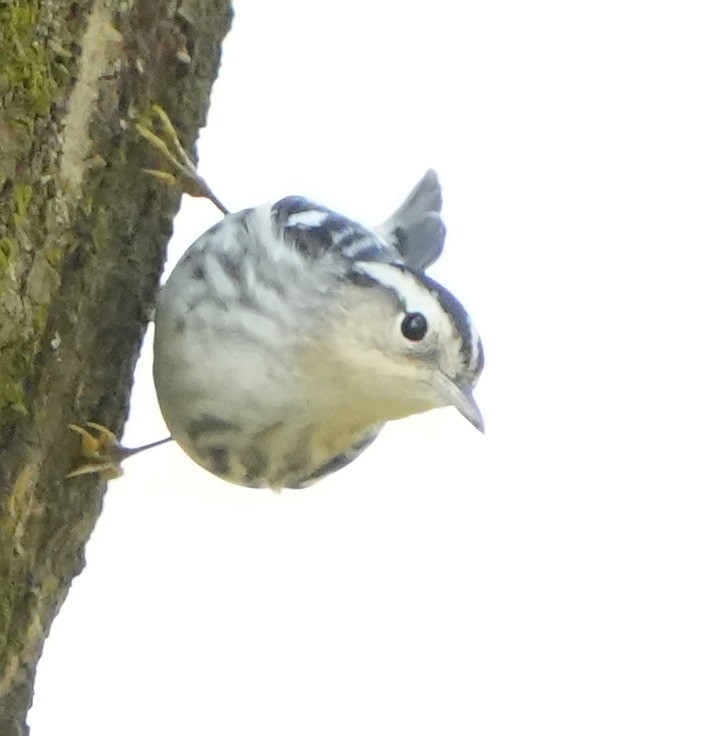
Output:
375,169,446,271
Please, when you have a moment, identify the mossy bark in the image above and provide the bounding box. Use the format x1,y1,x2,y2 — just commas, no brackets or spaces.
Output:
0,1,233,732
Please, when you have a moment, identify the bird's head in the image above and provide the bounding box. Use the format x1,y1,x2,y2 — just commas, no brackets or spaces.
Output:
311,260,484,432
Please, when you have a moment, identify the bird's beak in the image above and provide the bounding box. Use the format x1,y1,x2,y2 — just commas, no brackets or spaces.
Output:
431,373,485,433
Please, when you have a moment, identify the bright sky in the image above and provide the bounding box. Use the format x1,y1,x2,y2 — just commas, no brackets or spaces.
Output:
30,1,704,734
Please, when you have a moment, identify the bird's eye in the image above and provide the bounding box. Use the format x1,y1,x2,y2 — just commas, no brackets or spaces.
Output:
401,312,428,341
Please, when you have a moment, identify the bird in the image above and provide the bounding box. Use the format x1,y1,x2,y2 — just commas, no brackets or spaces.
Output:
68,108,484,490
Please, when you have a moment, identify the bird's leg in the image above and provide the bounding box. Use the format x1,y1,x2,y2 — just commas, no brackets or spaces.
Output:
67,107,224,480
66,422,172,480
135,104,230,215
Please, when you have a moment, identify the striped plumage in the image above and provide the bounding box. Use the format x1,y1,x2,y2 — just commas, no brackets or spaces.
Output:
153,171,483,489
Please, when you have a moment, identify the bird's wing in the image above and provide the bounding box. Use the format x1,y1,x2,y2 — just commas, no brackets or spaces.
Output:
271,196,399,263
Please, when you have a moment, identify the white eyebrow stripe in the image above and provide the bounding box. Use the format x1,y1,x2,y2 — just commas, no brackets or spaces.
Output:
354,261,445,318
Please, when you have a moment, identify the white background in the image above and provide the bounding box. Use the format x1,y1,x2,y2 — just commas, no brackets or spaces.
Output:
30,1,704,734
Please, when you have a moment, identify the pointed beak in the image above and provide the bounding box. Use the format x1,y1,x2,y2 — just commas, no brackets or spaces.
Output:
431,372,485,433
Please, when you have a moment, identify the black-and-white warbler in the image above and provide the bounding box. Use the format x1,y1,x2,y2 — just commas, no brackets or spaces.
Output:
68,111,483,489
150,170,484,489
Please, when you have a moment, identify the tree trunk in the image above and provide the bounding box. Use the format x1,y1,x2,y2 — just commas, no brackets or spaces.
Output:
0,1,233,732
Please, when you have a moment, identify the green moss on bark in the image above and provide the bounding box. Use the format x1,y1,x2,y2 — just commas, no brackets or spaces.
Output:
0,1,234,731
0,0,81,424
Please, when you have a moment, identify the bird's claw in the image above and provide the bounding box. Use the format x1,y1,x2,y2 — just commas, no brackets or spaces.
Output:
66,422,126,480
136,104,229,214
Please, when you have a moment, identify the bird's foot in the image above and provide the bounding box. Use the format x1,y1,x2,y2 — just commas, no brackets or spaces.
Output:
135,104,229,215
66,422,127,479
66,422,173,480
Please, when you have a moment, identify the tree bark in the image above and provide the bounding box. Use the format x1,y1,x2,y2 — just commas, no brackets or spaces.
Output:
0,1,233,732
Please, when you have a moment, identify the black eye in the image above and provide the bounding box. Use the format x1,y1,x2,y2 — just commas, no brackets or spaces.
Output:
401,312,428,341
